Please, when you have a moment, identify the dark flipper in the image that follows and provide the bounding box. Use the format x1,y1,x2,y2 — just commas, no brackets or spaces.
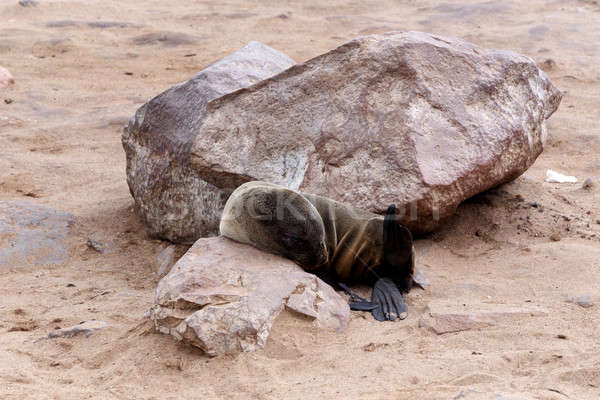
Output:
372,278,407,321
340,279,407,321
338,283,378,311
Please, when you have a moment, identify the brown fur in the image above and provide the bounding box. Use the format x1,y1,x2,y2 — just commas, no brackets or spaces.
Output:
220,181,414,286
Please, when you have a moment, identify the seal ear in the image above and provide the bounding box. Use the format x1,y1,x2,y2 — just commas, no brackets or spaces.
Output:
383,204,414,290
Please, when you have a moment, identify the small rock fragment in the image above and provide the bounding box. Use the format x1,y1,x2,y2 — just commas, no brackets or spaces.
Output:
582,177,594,189
541,58,556,71
4,98,13,104
549,233,561,242
19,0,39,6
546,169,577,183
412,268,430,289
86,232,114,254
156,245,176,276
0,66,14,89
40,320,107,340
566,294,594,308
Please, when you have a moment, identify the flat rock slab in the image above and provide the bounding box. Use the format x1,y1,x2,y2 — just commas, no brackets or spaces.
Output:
419,302,548,335
149,236,350,356
124,31,561,243
0,201,73,267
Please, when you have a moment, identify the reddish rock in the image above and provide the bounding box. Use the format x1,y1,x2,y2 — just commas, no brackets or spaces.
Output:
124,31,561,243
149,236,349,356
122,41,295,243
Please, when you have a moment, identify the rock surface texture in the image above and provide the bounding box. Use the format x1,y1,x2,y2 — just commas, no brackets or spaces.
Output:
124,31,562,242
122,41,295,243
149,236,350,356
0,201,73,267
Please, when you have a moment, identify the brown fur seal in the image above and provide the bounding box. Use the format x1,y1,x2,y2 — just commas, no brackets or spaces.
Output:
220,181,415,321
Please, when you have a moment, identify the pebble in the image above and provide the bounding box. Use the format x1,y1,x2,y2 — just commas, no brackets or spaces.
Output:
86,232,114,254
582,177,594,189
19,0,39,6
37,320,108,341
0,65,14,89
566,294,594,308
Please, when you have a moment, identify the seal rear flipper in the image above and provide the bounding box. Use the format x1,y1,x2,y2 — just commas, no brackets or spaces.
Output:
371,277,407,321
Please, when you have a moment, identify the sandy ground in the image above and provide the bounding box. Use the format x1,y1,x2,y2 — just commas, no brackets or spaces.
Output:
1,0,600,398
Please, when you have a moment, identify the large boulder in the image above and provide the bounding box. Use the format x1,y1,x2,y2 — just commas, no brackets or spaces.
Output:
122,41,295,243
124,31,562,242
0,201,73,267
149,236,350,356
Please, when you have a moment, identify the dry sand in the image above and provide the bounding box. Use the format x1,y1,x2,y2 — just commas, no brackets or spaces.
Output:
1,0,599,398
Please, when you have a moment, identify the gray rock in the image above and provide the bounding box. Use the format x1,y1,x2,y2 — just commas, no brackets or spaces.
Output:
582,177,594,189
0,201,73,267
39,320,108,341
149,236,349,356
86,232,114,254
412,268,430,288
156,244,176,276
130,32,200,47
122,41,295,243
419,302,548,335
566,294,594,308
19,0,38,7
124,31,561,243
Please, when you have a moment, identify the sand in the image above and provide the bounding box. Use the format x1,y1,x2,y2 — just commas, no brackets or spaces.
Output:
1,0,599,398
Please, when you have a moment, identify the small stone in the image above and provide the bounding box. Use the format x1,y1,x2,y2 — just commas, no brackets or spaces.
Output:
541,58,556,71
4,98,13,104
412,268,430,288
39,320,108,340
19,0,39,6
156,244,176,277
549,233,561,242
65,283,75,287
557,334,567,339
0,66,15,88
566,294,594,308
582,177,594,189
86,232,113,254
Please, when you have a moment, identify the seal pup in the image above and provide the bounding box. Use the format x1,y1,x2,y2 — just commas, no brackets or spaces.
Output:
219,181,415,321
